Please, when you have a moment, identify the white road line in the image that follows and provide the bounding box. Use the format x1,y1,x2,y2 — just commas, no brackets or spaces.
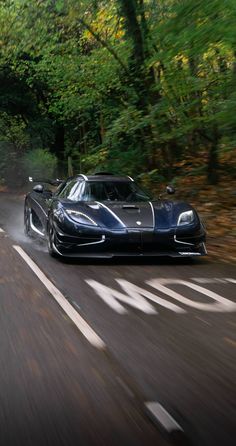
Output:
0,227,5,232
191,278,216,283
13,245,106,350
192,278,227,284
148,279,236,312
226,278,236,284
86,279,185,314
145,402,184,433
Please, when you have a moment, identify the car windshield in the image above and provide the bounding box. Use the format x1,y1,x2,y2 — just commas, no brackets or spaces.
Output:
77,181,151,202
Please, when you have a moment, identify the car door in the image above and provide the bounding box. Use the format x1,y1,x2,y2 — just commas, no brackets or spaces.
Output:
29,185,53,235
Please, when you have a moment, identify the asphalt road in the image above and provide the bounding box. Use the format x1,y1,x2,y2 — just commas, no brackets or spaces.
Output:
0,192,235,446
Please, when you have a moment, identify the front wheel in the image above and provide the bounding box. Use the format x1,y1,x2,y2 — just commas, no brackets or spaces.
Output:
47,221,60,257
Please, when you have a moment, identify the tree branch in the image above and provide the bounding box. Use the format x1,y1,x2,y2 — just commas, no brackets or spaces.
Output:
79,18,130,77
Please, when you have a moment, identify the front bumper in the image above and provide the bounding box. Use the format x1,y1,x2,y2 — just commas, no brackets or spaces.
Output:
52,221,206,258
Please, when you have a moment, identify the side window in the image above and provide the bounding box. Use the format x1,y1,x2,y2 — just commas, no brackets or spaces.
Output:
58,179,79,199
54,181,66,196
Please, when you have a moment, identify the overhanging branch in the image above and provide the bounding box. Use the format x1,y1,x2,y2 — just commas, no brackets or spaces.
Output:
79,18,130,77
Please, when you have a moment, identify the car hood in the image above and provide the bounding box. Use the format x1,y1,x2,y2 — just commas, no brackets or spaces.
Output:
62,200,192,230
96,201,155,229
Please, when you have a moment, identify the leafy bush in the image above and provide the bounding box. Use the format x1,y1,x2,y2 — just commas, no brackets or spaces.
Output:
0,112,30,186
22,149,57,179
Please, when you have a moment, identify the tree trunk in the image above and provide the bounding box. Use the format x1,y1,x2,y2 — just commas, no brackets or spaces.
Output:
207,127,219,185
118,0,159,107
53,124,65,160
118,0,161,171
100,112,105,143
51,124,65,176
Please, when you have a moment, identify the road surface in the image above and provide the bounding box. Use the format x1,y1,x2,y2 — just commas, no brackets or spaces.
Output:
0,192,235,446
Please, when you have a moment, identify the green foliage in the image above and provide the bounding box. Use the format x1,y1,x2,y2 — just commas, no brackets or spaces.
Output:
0,112,29,150
0,0,236,186
22,149,57,179
0,112,30,186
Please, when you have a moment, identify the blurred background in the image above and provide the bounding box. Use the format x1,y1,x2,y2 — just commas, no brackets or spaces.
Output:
0,0,235,260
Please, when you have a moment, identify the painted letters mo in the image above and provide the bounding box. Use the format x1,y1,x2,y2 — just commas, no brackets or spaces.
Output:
86,278,236,315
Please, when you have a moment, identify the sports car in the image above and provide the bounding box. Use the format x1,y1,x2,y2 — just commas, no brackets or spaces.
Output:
24,172,207,258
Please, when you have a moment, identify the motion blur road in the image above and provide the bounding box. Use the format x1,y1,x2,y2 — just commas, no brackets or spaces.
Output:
0,193,235,446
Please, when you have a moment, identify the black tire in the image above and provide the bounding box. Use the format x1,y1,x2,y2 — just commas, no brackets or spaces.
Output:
24,206,31,237
47,220,59,257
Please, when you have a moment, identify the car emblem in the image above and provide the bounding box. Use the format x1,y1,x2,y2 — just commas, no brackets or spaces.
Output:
136,221,142,225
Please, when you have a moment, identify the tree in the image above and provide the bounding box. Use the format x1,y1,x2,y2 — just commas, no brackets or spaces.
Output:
0,0,235,186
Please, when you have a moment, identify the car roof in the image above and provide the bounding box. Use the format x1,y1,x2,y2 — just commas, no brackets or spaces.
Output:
73,174,133,182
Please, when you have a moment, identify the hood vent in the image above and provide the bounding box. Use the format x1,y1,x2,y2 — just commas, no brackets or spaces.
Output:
122,204,139,210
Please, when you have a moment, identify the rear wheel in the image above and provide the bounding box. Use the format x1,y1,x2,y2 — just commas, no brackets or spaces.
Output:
24,206,31,236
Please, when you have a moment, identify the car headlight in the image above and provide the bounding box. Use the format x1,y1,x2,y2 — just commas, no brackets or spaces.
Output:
66,210,97,226
177,210,194,226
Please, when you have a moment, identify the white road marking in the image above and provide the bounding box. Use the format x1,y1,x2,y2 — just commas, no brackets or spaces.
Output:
148,279,236,312
0,227,5,232
145,402,184,433
86,277,236,315
13,245,106,349
86,279,185,315
226,278,236,284
214,278,228,283
192,277,228,284
192,278,212,283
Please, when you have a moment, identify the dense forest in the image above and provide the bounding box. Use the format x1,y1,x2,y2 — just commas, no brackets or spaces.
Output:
0,0,236,191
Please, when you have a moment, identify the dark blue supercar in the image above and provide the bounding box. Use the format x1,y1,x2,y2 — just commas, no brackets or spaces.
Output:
24,173,206,258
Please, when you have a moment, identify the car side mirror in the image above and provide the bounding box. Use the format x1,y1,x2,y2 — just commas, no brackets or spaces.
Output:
166,185,175,195
33,184,44,193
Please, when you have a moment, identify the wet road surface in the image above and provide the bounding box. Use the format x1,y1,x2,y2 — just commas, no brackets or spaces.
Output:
0,193,235,446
